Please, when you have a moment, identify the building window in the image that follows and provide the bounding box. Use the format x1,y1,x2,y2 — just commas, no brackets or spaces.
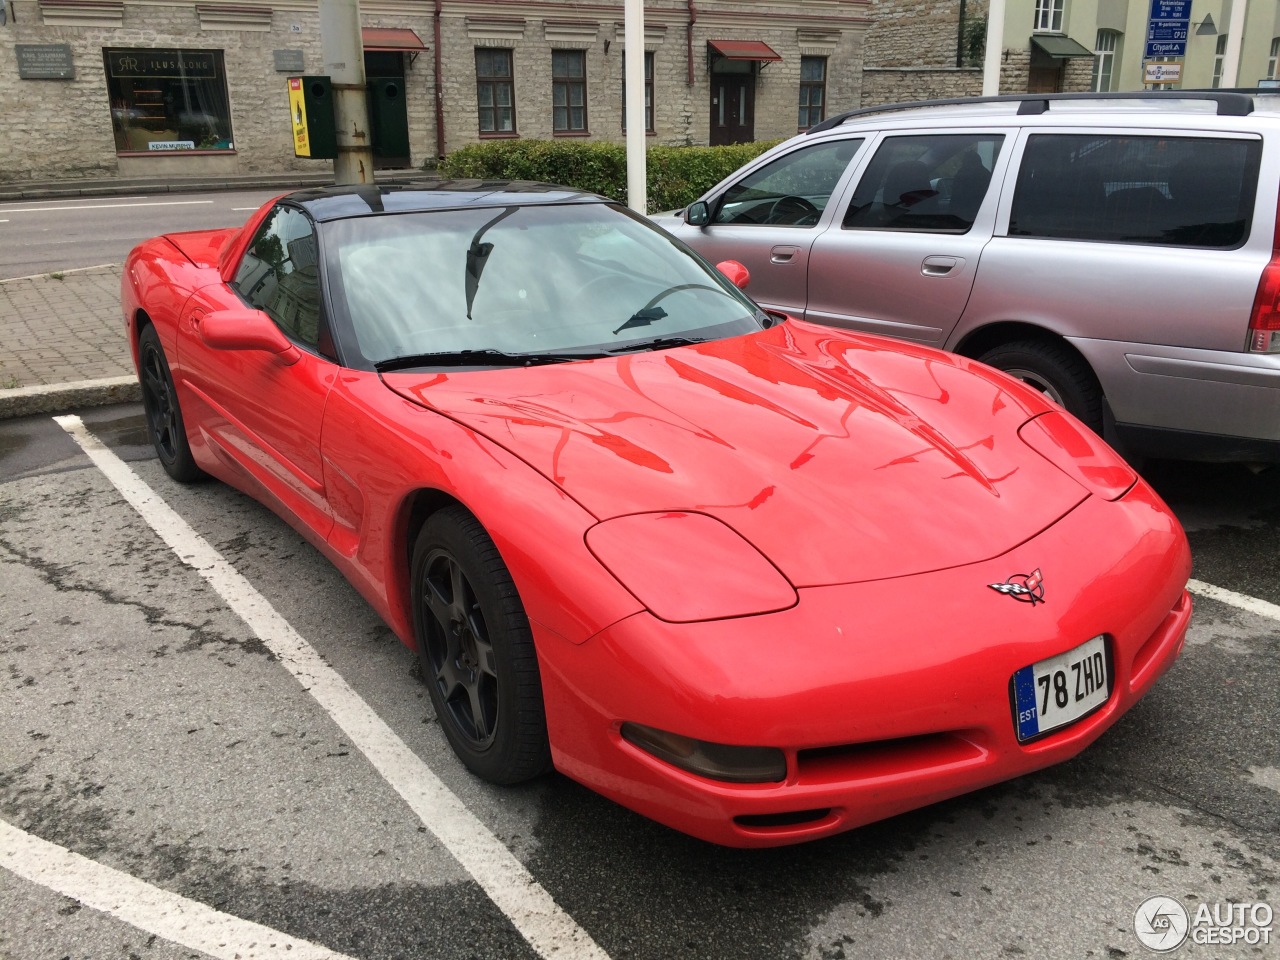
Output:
1269,38,1280,79
476,48,515,135
1092,30,1118,91
104,48,233,154
1033,0,1064,32
798,56,826,130
552,50,587,133
621,51,654,133
1212,34,1227,89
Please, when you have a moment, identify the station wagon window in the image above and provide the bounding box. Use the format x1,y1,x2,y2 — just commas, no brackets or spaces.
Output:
233,207,327,353
712,138,864,227
1008,134,1261,248
842,134,1004,233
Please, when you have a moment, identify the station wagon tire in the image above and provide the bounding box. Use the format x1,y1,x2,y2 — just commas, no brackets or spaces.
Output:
138,324,205,483
978,339,1104,434
411,507,551,785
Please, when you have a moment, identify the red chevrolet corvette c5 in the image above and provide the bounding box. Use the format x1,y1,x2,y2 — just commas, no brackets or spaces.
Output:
122,182,1192,847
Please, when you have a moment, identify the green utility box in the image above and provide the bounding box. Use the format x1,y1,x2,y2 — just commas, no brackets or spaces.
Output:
287,75,338,160
367,77,411,160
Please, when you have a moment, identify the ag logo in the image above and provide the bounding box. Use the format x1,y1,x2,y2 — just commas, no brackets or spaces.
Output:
1134,895,1190,952
988,568,1045,604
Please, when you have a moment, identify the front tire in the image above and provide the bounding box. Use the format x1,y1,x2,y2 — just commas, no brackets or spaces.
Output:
138,324,205,483
411,507,551,784
978,339,1103,434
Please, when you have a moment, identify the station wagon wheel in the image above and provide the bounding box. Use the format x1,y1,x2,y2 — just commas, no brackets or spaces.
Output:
978,339,1104,434
411,506,551,785
138,324,205,483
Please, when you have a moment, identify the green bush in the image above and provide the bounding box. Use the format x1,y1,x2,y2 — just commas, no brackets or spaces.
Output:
439,139,783,212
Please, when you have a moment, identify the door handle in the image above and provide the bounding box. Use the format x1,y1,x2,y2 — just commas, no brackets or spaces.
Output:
921,256,963,277
771,245,799,264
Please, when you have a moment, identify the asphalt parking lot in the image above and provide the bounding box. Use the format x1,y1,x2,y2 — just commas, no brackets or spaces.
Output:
2,403,1278,960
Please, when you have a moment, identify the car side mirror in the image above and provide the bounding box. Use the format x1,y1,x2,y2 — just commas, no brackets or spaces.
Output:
685,200,710,227
716,260,750,289
198,308,301,365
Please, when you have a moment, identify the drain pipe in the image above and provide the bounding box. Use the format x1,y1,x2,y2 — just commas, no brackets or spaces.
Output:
434,0,446,160
687,0,697,84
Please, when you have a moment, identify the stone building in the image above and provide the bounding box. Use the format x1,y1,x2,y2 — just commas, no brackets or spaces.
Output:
863,0,1280,107
0,0,870,184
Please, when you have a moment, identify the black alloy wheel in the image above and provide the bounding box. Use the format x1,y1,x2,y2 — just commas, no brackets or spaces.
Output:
138,325,205,482
411,507,551,784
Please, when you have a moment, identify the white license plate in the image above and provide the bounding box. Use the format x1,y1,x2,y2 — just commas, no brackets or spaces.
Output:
1011,635,1110,742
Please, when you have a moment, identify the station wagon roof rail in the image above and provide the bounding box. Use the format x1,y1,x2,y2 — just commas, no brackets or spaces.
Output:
806,90,1258,135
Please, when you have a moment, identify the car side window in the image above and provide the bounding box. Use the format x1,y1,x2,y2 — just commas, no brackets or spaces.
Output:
712,138,865,227
233,206,328,352
1009,134,1261,248
842,133,1005,233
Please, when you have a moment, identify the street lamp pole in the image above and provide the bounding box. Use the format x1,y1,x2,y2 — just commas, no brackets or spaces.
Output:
624,0,648,213
319,0,375,184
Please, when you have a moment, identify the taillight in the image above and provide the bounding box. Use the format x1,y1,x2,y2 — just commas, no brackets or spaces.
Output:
1248,258,1280,353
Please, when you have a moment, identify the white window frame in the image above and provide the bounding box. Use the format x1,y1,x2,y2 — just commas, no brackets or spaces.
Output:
1212,34,1227,89
1268,37,1279,80
1034,0,1064,32
1092,30,1118,92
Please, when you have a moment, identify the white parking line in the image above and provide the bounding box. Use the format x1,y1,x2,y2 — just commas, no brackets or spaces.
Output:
0,820,357,960
0,200,214,213
1187,578,1280,623
52,415,611,960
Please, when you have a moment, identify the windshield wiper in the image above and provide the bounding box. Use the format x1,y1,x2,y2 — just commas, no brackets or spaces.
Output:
607,335,708,354
375,348,604,372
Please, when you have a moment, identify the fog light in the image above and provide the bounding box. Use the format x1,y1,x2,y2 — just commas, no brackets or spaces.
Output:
621,723,787,783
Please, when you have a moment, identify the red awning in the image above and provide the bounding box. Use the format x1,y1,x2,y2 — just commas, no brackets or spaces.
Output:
707,39,782,62
361,28,426,52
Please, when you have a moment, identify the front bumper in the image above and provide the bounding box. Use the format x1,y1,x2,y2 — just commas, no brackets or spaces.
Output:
536,481,1191,847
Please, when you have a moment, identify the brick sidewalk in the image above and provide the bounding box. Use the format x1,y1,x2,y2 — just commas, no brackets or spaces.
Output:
0,266,131,389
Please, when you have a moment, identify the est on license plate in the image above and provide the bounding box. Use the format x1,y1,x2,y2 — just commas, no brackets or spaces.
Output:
1011,635,1110,742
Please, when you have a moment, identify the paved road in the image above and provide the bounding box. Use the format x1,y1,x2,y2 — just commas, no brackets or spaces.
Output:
1,406,1277,960
0,190,283,280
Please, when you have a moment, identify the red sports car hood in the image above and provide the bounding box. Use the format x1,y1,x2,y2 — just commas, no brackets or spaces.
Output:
383,322,1088,587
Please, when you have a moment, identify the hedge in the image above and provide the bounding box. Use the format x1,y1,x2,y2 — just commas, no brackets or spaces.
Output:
438,139,784,213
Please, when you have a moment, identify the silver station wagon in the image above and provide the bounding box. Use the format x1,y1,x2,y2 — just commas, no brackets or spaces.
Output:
656,91,1280,463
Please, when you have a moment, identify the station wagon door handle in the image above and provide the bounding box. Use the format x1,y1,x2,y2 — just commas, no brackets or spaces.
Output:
771,245,800,264
921,256,964,276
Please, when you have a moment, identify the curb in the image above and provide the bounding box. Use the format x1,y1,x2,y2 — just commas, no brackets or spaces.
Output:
0,376,141,420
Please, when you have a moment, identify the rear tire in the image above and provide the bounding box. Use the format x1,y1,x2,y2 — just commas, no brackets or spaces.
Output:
138,325,205,483
411,506,551,785
978,339,1103,434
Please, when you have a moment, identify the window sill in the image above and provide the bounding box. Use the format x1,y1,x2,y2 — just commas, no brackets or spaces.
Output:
479,131,520,139
553,130,592,137
116,149,238,156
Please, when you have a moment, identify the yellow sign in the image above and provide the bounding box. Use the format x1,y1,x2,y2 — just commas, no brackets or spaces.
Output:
288,76,311,158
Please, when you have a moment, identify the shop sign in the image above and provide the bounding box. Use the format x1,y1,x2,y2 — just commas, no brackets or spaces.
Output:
148,141,197,150
108,50,218,79
16,44,75,79
288,77,312,157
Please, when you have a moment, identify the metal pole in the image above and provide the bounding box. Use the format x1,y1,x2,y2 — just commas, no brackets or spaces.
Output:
956,0,967,69
624,0,647,213
319,0,374,184
1221,0,1248,88
982,0,1007,95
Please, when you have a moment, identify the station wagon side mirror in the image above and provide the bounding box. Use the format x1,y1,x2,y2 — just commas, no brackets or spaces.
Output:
685,201,710,227
716,260,750,290
198,308,301,365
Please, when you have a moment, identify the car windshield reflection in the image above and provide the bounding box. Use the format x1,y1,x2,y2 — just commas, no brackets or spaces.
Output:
327,202,767,367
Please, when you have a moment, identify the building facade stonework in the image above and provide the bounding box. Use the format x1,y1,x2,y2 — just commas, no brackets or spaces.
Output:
0,0,870,184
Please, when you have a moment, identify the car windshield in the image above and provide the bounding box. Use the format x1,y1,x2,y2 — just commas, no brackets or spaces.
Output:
324,201,769,367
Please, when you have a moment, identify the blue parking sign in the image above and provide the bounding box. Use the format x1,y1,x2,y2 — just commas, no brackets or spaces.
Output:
1146,0,1191,59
